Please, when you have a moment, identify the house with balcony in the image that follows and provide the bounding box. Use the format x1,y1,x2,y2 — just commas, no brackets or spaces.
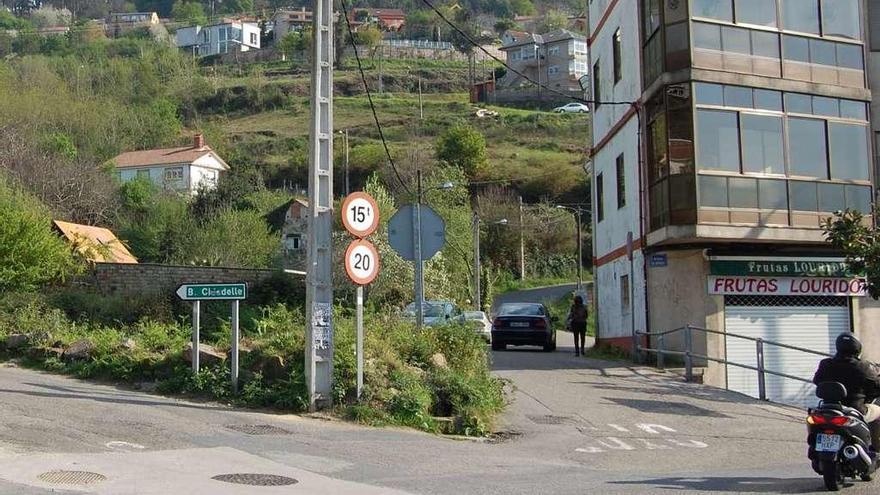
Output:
175,19,260,57
112,134,229,195
497,29,588,104
589,0,874,407
272,7,313,41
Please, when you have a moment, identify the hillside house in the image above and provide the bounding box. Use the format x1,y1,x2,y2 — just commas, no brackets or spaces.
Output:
272,8,312,40
350,8,405,32
281,199,309,269
176,19,260,57
106,12,159,37
112,134,229,195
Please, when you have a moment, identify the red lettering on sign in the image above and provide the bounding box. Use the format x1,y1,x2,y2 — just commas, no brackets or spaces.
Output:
768,279,778,292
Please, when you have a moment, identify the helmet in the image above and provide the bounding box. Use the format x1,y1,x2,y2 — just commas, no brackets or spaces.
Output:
836,333,862,358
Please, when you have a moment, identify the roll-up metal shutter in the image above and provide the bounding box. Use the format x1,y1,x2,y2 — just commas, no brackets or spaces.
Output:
724,295,849,408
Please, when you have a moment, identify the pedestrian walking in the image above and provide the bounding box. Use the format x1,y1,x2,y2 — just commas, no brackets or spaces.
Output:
567,294,588,356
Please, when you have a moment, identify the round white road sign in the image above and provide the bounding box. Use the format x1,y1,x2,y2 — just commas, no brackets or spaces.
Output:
345,239,380,285
341,192,380,238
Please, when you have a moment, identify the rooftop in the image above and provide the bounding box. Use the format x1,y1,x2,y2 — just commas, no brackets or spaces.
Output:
53,220,138,264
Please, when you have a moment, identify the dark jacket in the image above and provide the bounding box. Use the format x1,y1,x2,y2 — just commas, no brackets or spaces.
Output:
568,304,588,324
813,355,880,413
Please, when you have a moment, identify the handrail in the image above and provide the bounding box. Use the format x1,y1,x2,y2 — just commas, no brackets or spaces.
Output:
634,324,832,402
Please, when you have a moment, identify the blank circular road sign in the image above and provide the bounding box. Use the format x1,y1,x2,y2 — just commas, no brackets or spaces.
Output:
345,239,380,285
341,192,380,238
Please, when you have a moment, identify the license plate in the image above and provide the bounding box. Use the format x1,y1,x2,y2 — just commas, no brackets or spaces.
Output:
510,322,529,328
816,433,842,452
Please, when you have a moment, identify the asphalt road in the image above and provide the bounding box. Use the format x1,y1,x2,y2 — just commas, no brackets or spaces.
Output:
0,284,870,494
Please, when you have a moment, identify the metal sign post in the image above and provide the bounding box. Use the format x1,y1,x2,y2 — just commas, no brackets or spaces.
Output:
305,0,335,412
356,286,364,399
414,171,425,328
176,283,247,391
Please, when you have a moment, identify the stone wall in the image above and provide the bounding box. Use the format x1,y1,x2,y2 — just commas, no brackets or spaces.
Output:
81,263,278,297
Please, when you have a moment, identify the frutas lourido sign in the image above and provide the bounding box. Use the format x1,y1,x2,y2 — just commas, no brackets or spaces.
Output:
708,257,865,296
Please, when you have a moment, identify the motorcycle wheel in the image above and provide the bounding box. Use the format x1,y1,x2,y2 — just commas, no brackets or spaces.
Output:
822,461,842,491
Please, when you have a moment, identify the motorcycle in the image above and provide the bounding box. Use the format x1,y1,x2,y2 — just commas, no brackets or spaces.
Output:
808,381,879,491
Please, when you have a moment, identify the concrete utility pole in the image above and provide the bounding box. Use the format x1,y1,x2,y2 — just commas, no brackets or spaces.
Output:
414,170,425,328
304,0,335,412
473,213,481,311
418,75,424,120
519,195,525,280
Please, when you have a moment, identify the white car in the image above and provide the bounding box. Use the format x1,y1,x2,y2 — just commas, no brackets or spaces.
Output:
403,301,459,326
553,102,590,113
459,311,492,342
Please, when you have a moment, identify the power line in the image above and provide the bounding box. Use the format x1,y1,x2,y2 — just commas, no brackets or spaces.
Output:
339,0,412,196
418,0,634,107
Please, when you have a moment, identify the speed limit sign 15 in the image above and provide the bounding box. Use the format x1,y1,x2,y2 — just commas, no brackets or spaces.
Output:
344,239,380,285
341,192,380,238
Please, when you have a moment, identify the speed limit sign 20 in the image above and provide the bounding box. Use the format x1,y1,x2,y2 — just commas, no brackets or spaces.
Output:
345,239,380,285
341,192,379,238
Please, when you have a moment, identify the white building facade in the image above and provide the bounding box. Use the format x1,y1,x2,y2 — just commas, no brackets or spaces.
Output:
176,21,261,57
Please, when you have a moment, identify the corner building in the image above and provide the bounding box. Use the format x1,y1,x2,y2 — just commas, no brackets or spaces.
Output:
589,0,877,406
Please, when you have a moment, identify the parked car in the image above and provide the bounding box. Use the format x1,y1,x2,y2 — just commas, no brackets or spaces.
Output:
553,102,590,113
459,311,491,342
403,301,459,326
491,303,557,352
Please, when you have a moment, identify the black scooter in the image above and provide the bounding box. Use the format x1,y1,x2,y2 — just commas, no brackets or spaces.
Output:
808,382,879,491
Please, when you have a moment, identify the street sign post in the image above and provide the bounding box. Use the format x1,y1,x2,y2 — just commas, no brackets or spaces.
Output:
341,192,380,238
176,283,247,392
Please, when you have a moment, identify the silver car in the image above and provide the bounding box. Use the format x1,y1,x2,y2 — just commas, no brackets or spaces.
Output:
459,311,492,342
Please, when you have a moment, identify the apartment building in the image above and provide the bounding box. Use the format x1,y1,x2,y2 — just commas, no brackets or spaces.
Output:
176,20,261,57
498,29,589,100
589,0,874,407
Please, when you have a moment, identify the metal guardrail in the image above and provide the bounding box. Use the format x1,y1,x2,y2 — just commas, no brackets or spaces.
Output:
634,325,832,401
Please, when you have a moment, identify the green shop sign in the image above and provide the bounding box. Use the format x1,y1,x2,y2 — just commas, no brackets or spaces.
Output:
710,258,856,278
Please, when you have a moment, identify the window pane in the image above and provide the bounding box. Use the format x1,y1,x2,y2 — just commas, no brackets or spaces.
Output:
695,82,724,105
697,109,741,172
693,22,722,50
811,96,839,117
722,26,751,54
735,0,777,26
783,35,810,62
643,0,661,36
840,100,867,120
846,185,872,213
693,0,732,21
751,30,780,58
758,179,788,209
819,183,845,212
836,43,864,69
790,181,818,210
724,85,753,108
809,38,836,66
648,113,668,181
742,114,784,174
729,177,758,208
785,93,812,114
829,123,869,180
754,89,783,111
782,0,819,34
821,0,860,40
788,118,827,178
699,175,728,207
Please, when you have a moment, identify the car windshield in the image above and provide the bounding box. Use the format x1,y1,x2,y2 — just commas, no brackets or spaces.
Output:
498,304,545,316
463,311,484,320
404,302,450,318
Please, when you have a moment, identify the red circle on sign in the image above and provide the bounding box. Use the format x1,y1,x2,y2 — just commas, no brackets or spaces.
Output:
344,239,380,285
341,192,380,238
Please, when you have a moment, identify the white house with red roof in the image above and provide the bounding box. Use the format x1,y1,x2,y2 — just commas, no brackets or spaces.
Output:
112,134,230,194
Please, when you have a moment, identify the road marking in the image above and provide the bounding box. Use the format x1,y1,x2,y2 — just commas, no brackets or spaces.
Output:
667,439,708,448
597,437,636,451
608,424,630,432
575,447,605,453
636,439,673,450
636,423,677,434
105,441,146,451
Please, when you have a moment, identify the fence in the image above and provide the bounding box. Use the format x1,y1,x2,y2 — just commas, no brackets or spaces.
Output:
635,325,831,403
382,39,453,50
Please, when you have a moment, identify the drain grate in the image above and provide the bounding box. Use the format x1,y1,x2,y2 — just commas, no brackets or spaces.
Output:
212,473,299,486
527,414,573,425
487,430,522,444
38,470,106,485
224,424,292,435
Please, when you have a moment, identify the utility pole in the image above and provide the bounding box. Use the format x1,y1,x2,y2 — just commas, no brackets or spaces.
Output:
576,208,583,291
473,213,481,311
342,129,350,195
418,75,424,120
518,195,525,280
414,170,425,328
378,45,384,94
304,0,335,412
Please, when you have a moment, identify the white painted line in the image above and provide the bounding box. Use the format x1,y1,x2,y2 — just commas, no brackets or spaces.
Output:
636,439,672,450
636,423,677,435
667,439,709,448
575,447,605,453
597,437,636,451
608,424,630,432
105,441,146,451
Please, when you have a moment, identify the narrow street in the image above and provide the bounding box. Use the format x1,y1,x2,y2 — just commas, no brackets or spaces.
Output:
0,286,865,494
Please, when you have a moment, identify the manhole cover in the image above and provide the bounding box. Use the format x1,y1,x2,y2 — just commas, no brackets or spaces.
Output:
211,473,299,486
38,470,107,485
225,424,292,435
527,414,572,425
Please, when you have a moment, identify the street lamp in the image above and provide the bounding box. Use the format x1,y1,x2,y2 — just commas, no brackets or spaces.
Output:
556,205,584,291
473,213,509,312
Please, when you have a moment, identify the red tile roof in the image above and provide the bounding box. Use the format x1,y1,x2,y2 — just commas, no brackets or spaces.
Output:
112,144,227,169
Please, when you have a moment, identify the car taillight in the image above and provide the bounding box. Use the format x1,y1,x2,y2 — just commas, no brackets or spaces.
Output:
534,319,546,329
493,318,503,328
807,415,850,426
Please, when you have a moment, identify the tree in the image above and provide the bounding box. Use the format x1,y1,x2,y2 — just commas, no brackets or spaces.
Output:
824,210,880,298
0,175,78,291
29,6,72,28
220,0,252,14
493,18,518,35
171,0,206,25
436,122,489,178
355,24,383,56
0,9,31,29
278,27,311,61
509,0,535,16
537,9,568,33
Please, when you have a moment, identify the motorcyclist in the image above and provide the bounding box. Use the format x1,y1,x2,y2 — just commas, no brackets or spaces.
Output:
813,333,880,450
